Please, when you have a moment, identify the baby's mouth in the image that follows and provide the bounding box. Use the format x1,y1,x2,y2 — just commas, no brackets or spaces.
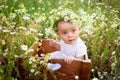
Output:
68,39,74,42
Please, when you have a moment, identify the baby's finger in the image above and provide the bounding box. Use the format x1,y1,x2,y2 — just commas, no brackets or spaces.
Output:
64,58,72,64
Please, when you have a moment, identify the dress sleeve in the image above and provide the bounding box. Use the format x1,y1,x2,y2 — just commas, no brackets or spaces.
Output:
75,40,88,59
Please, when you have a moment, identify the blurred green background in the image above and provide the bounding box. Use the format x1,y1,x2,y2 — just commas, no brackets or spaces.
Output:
0,0,120,80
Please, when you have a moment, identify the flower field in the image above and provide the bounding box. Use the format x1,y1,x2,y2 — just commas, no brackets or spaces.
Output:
0,0,120,80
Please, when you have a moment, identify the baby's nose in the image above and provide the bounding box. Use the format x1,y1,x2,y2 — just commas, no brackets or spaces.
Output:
68,32,73,37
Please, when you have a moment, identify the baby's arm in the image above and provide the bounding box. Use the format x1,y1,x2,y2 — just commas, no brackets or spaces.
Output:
49,40,60,51
75,56,85,60
64,55,85,64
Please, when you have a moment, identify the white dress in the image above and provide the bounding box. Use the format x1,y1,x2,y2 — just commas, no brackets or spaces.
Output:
50,38,88,59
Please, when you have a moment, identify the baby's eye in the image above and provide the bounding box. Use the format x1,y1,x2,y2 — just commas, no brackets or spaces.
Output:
72,29,76,32
62,32,67,35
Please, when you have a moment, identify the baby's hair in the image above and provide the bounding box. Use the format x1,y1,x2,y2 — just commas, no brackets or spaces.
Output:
53,19,73,32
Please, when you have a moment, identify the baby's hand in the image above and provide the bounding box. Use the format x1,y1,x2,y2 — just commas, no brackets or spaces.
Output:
64,56,75,64
49,40,60,50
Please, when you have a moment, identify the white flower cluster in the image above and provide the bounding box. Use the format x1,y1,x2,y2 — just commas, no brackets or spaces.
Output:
48,7,81,31
28,57,37,73
28,54,50,75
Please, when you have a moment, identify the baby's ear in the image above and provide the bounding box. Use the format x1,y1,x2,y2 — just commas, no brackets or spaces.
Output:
78,27,80,30
57,31,60,35
78,27,80,33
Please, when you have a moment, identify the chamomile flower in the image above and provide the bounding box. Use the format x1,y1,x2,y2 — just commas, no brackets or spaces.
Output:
92,78,99,80
75,75,79,79
21,45,28,51
30,68,35,73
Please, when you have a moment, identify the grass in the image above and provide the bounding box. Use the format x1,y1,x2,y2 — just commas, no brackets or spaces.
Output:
0,0,120,80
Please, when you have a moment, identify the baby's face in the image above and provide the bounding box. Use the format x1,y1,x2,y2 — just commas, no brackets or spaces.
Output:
57,21,80,44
